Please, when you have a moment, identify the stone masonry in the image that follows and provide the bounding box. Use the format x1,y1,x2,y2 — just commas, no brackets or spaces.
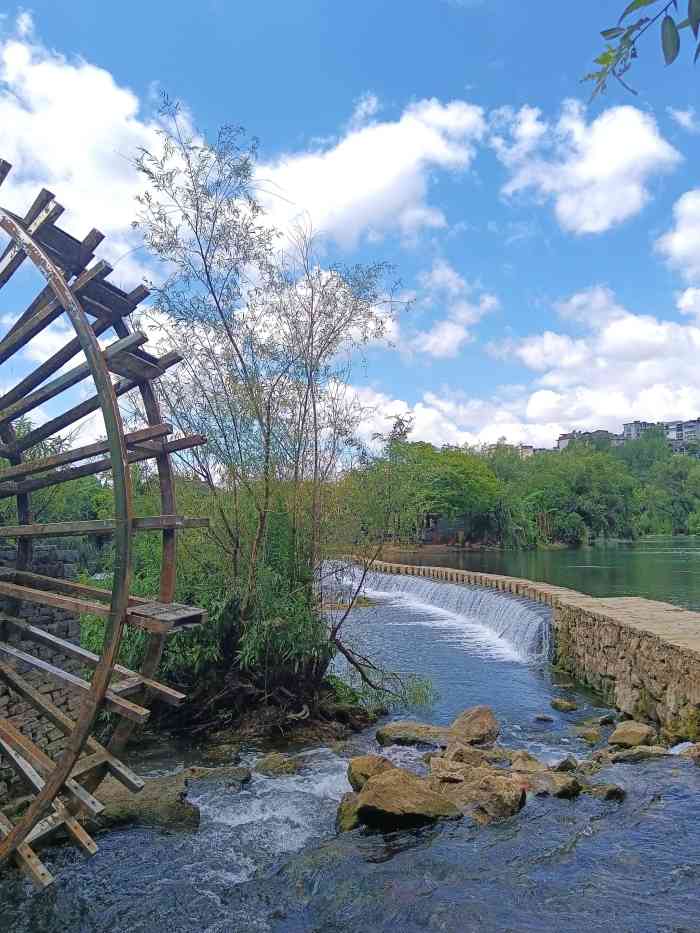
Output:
0,542,86,806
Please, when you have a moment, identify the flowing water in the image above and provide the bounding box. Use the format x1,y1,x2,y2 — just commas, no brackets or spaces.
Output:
1,566,700,932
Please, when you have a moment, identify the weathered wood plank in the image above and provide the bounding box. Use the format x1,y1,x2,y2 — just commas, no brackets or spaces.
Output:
0,641,150,724
0,811,54,888
0,515,208,539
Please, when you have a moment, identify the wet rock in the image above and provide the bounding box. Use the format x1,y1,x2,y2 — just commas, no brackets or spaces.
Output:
375,721,452,748
356,768,462,829
525,772,581,799
89,770,200,830
254,752,301,776
451,706,500,745
576,726,602,745
187,764,252,786
534,713,555,723
551,698,578,713
609,745,670,764
510,750,547,773
438,768,526,823
205,742,241,763
347,754,395,791
430,757,480,783
336,791,361,832
586,782,626,801
598,713,616,726
680,743,700,764
608,721,656,748
553,756,578,772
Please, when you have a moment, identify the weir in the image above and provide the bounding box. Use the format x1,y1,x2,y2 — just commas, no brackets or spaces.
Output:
366,559,700,742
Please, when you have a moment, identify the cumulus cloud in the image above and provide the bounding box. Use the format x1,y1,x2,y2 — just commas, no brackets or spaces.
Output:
667,106,699,134
0,14,161,285
257,98,486,248
656,189,700,283
410,258,498,358
491,100,681,234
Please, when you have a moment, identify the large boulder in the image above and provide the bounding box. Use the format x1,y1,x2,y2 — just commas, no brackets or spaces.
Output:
347,754,395,791
608,721,656,748
356,768,462,829
88,770,201,830
437,768,526,824
375,721,452,748
681,743,700,764
523,771,581,799
444,741,511,766
451,706,500,745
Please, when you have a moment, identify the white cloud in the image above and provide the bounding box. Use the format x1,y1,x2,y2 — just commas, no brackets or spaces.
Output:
0,14,161,284
554,284,626,326
668,106,699,134
410,258,498,358
656,189,700,283
257,97,486,248
677,287,700,317
491,100,681,234
349,92,380,128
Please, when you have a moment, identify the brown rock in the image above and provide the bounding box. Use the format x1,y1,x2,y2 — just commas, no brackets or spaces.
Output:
526,771,581,799
254,752,301,776
88,771,200,830
336,791,361,832
587,783,626,801
356,768,462,829
510,750,547,773
576,726,602,745
438,768,526,823
608,721,656,748
347,754,395,791
443,742,491,766
553,756,578,772
451,706,500,745
534,713,555,723
551,698,578,713
609,745,670,763
375,721,452,748
681,743,700,764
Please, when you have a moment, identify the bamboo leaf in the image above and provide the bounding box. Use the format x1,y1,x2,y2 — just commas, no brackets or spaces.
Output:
690,0,700,36
619,0,660,23
601,26,626,39
662,15,681,63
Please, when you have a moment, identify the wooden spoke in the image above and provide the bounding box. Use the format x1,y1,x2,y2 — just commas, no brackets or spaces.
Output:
0,160,208,886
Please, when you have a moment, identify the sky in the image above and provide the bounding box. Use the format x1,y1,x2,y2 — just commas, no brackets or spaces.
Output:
1,1,700,450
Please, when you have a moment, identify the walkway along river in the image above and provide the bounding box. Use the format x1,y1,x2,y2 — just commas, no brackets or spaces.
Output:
2,568,700,932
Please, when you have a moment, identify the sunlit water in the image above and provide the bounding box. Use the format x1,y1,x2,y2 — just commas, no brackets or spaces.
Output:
2,569,700,932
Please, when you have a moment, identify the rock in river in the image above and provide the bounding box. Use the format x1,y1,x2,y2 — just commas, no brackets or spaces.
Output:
450,705,500,745
336,791,361,832
608,721,656,748
254,752,301,776
436,768,526,824
347,754,395,791
355,768,462,829
375,720,452,748
551,698,578,713
610,745,670,763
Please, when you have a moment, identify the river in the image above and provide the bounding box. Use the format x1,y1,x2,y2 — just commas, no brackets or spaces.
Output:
391,534,700,610
1,556,700,932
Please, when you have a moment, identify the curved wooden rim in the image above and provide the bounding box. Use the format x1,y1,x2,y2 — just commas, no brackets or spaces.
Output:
0,209,133,858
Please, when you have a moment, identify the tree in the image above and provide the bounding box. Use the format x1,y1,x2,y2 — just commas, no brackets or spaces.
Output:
588,1,700,97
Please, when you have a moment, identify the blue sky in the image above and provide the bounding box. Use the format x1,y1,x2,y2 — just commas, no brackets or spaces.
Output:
2,2,700,449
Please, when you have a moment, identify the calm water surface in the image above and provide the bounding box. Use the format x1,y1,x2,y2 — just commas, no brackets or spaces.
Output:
1,570,699,932
394,535,700,610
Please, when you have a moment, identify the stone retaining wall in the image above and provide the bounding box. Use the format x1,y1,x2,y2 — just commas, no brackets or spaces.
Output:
369,559,700,742
0,543,85,805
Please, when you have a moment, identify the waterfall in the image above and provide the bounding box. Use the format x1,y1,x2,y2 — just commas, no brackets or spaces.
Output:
341,566,552,664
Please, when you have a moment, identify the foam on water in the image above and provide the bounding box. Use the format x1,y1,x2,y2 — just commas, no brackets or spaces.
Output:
346,567,552,664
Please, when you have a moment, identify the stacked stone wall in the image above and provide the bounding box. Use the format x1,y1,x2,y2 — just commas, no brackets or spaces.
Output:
0,542,85,805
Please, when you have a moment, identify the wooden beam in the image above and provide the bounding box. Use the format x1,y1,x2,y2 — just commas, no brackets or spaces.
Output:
4,617,186,707
9,569,149,607
0,332,148,426
0,810,54,888
0,718,104,817
0,434,207,499
0,660,144,793
0,194,62,289
0,423,172,483
0,515,208,539
0,641,150,724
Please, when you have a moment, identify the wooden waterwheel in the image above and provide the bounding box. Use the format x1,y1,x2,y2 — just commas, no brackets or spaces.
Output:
0,160,209,887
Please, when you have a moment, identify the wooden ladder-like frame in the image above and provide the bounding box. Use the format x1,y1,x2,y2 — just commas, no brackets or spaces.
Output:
0,160,208,887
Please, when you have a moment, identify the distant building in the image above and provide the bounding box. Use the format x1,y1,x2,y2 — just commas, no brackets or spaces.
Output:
556,429,622,450
623,420,658,441
486,442,535,459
